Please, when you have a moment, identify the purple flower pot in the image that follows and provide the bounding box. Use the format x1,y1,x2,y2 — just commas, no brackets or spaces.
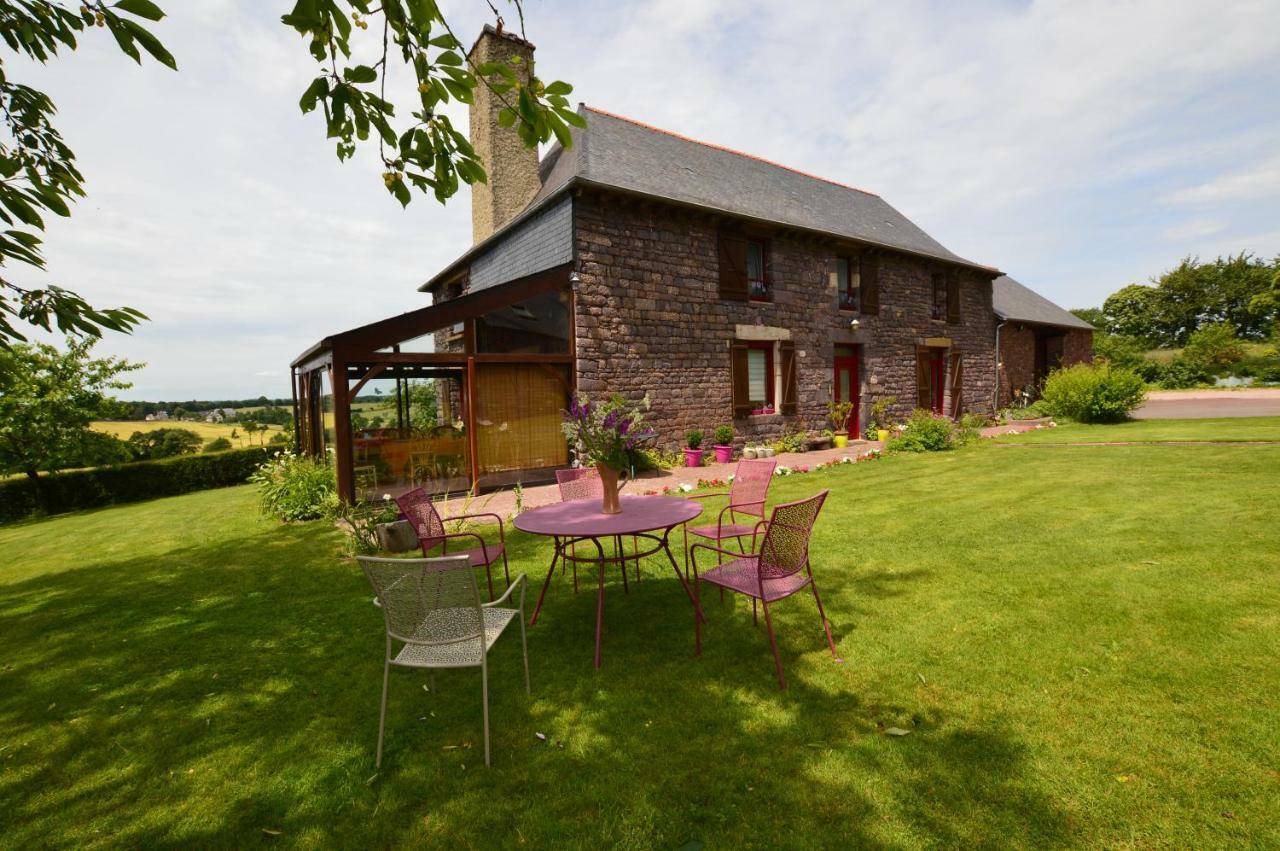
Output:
683,448,703,467
713,445,734,464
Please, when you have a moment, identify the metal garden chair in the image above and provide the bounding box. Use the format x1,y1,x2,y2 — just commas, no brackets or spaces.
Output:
686,458,776,604
554,467,639,592
689,490,840,689
395,487,510,601
359,555,530,768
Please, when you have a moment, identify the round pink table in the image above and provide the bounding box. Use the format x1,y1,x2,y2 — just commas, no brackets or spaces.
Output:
515,495,705,668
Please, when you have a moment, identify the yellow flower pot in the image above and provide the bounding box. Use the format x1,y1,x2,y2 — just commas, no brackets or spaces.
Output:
833,433,849,448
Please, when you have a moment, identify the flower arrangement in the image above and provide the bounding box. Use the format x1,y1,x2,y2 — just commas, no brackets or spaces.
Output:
561,394,650,471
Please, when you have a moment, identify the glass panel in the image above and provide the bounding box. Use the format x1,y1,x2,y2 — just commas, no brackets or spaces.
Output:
838,368,851,402
319,369,334,455
746,242,764,281
747,349,768,405
474,364,570,489
475,289,570,354
348,368,470,501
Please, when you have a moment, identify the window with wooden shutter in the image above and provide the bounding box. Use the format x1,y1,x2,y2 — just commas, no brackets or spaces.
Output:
946,271,960,324
730,341,752,418
718,230,749,301
860,254,879,315
779,340,797,415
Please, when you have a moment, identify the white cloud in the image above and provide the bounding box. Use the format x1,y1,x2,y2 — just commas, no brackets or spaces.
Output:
1163,154,1280,205
1163,219,1228,241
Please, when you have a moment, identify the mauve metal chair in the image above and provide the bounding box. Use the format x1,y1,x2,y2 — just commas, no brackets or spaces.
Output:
359,555,529,768
395,487,510,601
687,458,776,605
554,467,639,592
690,490,840,689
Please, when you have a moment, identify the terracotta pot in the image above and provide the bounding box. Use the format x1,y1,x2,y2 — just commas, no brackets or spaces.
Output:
832,432,849,448
683,448,703,468
595,462,625,514
713,445,734,463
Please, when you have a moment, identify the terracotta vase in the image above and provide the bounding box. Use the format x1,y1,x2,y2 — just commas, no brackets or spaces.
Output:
596,462,625,514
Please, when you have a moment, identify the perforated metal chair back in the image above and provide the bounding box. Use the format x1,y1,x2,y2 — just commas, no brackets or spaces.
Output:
729,458,776,519
758,489,828,580
395,487,446,552
556,467,603,502
360,555,482,647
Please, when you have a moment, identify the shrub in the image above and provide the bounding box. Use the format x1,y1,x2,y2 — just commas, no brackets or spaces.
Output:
0,447,272,523
1040,363,1146,422
1256,363,1280,384
1158,356,1210,389
630,447,681,472
1181,323,1245,373
713,424,734,446
685,429,703,450
204,437,233,453
887,409,960,452
1133,359,1167,385
249,451,338,522
126,427,203,460
1093,333,1148,371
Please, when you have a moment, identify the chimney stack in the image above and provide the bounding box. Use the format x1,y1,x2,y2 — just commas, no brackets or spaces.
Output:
468,25,540,244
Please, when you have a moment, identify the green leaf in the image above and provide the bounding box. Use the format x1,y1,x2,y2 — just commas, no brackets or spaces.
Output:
559,108,587,129
435,50,463,66
102,14,141,64
299,77,328,113
113,0,165,21
119,19,176,69
497,107,516,129
545,80,573,96
343,65,378,84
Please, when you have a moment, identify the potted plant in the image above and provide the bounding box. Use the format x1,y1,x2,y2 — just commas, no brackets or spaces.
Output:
712,424,734,463
684,429,704,467
827,400,855,448
562,394,650,514
869,396,896,442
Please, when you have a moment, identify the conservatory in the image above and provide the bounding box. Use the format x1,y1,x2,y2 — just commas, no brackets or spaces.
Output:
290,266,573,503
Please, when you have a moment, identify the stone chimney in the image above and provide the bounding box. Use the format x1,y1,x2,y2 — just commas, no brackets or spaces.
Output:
468,25,541,244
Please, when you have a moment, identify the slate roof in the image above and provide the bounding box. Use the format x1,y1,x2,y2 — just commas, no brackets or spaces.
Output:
992,275,1095,330
422,105,998,291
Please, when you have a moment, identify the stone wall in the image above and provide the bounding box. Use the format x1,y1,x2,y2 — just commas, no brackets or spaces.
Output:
573,191,998,451
998,323,1094,407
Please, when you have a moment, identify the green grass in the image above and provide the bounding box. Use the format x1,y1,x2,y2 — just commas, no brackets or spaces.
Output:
996,416,1280,443
3,433,1279,847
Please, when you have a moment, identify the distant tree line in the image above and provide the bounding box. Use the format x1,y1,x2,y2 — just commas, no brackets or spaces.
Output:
118,396,293,420
1072,253,1279,347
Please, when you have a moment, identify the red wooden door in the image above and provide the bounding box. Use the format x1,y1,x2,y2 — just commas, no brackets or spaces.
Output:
833,350,860,436
929,350,945,414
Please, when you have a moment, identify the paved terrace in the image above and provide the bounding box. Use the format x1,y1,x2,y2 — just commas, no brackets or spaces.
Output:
438,422,1042,518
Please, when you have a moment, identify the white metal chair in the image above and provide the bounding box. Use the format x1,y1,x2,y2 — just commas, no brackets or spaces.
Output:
358,555,530,768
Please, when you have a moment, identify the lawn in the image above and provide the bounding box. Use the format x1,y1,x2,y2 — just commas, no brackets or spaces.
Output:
995,416,1280,443
92,419,283,447
2,432,1278,847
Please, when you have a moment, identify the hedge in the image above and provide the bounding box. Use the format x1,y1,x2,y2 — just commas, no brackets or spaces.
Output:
0,447,274,524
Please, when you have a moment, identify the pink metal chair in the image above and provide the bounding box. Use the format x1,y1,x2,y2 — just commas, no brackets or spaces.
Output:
395,487,510,601
690,490,840,689
554,467,639,592
687,458,777,548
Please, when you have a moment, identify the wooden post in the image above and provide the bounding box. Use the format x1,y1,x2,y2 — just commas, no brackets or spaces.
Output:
466,356,480,490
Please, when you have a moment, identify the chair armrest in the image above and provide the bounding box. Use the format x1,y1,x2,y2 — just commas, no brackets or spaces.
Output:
686,491,729,501
689,541,751,560
442,530,491,560
483,573,527,608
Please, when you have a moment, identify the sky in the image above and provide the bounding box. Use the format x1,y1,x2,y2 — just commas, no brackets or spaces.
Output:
12,0,1280,400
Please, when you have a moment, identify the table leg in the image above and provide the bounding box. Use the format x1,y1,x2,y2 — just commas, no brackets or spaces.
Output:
594,547,607,670
529,542,561,627
616,535,629,595
661,526,706,624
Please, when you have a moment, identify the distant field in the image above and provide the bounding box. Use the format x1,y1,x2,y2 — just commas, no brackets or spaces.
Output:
1146,341,1273,364
92,420,283,446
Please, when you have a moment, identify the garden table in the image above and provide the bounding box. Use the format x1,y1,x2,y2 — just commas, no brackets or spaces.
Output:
515,495,705,669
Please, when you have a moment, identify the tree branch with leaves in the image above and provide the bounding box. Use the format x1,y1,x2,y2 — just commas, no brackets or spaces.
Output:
0,0,175,346
281,0,582,207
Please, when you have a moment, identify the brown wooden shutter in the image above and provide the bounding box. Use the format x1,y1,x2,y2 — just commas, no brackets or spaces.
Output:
718,230,749,301
860,254,879,315
950,352,964,418
730,341,752,418
916,348,931,410
946,271,960,324
779,340,798,415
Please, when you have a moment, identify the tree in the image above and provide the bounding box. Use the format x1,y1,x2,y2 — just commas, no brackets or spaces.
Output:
0,336,141,479
282,0,582,207
407,379,438,432
1070,307,1105,329
1180,323,1245,373
1102,284,1164,345
204,436,232,453
1,1,175,346
171,405,188,421
243,420,262,445
125,426,201,460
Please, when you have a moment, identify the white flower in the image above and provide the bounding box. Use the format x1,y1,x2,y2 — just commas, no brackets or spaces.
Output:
775,465,792,476
382,493,391,501
678,483,694,493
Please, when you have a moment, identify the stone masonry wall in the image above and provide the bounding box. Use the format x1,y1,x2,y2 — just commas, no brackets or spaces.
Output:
998,324,1094,407
573,192,998,451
